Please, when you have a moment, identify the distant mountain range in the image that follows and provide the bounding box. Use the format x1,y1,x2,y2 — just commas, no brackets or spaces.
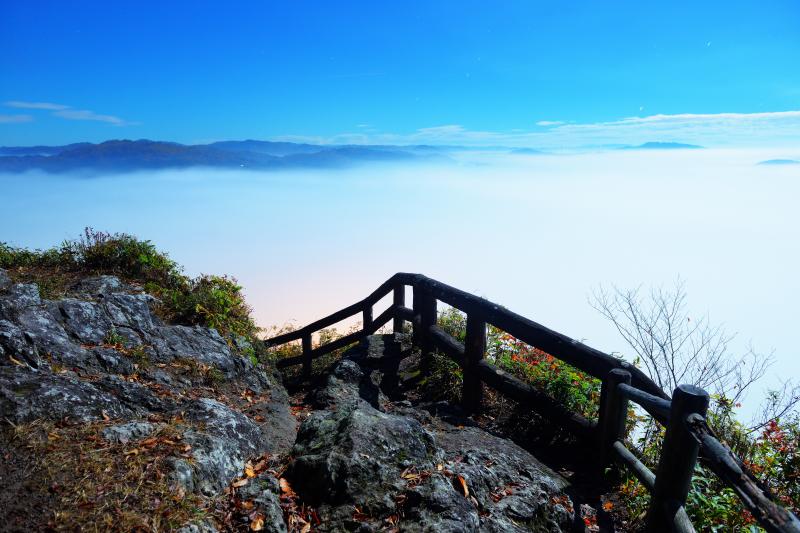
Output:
758,159,799,166
0,139,451,173
0,139,714,173
619,142,703,150
509,147,545,155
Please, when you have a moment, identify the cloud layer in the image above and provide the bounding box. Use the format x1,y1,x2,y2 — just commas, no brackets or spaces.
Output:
0,114,33,124
279,110,800,149
1,101,132,126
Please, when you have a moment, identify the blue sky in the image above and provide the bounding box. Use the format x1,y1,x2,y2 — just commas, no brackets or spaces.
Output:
1,0,799,147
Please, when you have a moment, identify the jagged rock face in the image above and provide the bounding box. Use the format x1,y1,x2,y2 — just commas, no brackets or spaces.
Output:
0,270,575,531
287,341,575,532
0,269,295,506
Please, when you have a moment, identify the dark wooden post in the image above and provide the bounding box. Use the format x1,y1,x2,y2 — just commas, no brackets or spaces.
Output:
362,305,373,334
646,384,710,532
462,314,486,413
393,284,405,334
413,285,436,373
597,369,632,474
301,333,312,378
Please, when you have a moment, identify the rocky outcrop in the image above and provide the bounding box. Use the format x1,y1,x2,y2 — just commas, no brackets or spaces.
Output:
285,337,575,532
0,269,576,531
0,269,295,512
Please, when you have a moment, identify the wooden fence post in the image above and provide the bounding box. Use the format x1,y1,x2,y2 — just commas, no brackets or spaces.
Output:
646,384,710,532
393,284,405,334
413,286,436,374
362,305,373,334
462,314,486,413
597,368,632,474
302,333,312,378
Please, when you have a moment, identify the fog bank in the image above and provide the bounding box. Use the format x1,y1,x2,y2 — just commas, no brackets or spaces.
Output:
2,148,798,412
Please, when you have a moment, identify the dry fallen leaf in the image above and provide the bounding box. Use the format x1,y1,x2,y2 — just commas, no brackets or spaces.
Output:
101,410,111,422
250,514,265,531
602,501,614,511
279,477,293,495
124,448,139,456
352,506,370,521
232,478,249,488
456,475,469,498
8,355,24,366
244,465,256,478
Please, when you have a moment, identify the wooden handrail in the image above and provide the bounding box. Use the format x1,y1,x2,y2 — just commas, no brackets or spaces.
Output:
263,273,799,533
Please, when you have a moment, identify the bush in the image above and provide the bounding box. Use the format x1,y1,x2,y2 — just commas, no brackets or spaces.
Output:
160,275,257,338
619,409,799,531
437,307,601,419
1,229,257,340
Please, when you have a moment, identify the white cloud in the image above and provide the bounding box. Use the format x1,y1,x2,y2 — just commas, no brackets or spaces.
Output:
536,120,565,127
4,100,69,110
3,100,133,126
54,109,128,125
279,110,800,149
0,114,33,124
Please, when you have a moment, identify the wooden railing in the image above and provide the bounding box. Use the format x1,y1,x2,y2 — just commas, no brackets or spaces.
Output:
265,273,800,533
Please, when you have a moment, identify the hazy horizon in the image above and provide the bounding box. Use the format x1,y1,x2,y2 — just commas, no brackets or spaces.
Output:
3,147,798,416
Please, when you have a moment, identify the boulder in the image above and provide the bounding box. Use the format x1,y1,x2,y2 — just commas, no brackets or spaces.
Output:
287,344,575,532
0,366,135,423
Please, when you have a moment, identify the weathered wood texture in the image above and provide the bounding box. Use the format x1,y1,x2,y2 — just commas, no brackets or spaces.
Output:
462,314,486,413
598,369,632,472
392,284,406,332
647,385,709,533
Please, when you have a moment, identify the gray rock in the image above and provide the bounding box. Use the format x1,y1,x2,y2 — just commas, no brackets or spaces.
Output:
95,375,173,413
0,269,10,291
168,457,196,493
92,346,136,375
102,293,159,335
0,366,135,422
176,519,219,533
101,421,157,443
237,473,287,533
291,401,439,510
2,283,41,307
286,351,574,532
68,275,129,297
0,271,296,529
58,298,115,344
0,288,93,368
151,325,236,370
182,399,269,495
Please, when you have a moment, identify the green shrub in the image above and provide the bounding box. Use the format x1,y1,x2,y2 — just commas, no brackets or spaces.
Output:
1,229,257,340
437,307,601,419
67,228,183,288
619,409,800,531
159,275,257,338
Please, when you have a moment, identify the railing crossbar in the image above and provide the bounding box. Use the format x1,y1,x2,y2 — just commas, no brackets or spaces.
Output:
618,382,672,425
613,440,656,491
